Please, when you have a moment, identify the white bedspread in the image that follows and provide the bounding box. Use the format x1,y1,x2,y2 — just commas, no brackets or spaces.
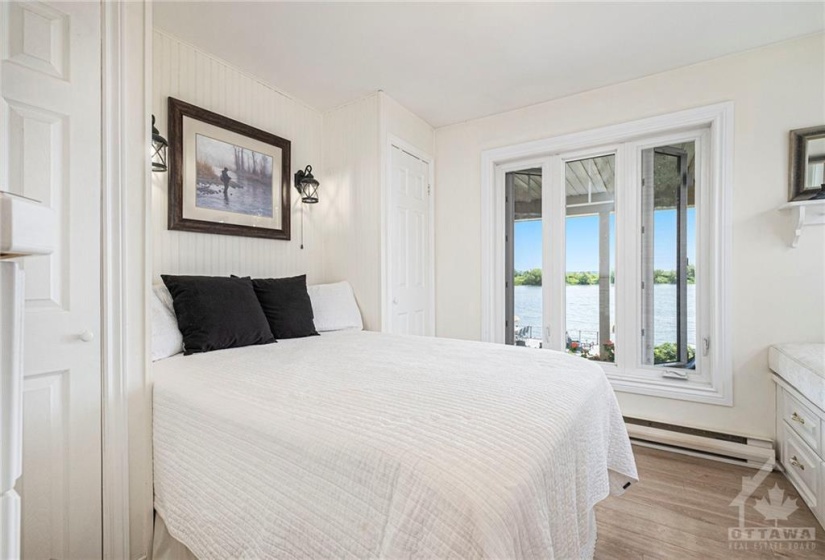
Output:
153,331,637,559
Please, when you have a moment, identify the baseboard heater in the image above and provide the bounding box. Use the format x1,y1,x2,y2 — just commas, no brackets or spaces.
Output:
624,417,775,469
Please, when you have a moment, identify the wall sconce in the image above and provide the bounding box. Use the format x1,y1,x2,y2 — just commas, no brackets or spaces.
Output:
294,164,319,250
294,164,319,203
151,115,168,173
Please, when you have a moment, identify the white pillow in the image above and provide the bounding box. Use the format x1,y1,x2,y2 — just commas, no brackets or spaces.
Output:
308,281,363,332
151,284,184,361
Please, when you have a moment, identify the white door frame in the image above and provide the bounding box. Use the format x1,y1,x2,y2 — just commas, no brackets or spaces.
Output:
382,135,435,335
101,3,130,556
101,1,152,559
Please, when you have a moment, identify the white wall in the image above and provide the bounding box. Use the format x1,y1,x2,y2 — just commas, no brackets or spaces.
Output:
381,91,435,157
434,33,825,439
321,94,382,329
152,30,325,282
322,92,435,330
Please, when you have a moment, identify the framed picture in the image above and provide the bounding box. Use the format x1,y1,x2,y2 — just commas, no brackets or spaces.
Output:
167,97,291,239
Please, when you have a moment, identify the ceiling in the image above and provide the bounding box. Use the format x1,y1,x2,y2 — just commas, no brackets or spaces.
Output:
154,2,825,128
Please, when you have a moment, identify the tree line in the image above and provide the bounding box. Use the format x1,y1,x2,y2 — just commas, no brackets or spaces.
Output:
514,265,695,286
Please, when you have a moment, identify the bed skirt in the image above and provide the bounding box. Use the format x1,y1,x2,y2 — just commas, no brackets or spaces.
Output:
153,507,599,560
153,513,198,560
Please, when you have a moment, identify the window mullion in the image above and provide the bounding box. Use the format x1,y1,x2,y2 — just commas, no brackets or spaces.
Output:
639,147,655,367
504,172,515,345
543,156,565,351
696,130,713,383
676,151,689,365
614,142,639,373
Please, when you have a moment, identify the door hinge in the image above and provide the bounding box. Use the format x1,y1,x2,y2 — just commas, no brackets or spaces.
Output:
641,281,645,289
703,337,711,357
641,225,645,234
641,328,646,337
428,184,431,195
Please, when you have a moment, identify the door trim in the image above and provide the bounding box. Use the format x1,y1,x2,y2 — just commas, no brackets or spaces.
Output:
101,3,130,556
101,1,152,559
382,135,435,335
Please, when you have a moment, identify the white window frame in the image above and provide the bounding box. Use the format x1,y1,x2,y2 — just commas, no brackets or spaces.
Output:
481,102,733,405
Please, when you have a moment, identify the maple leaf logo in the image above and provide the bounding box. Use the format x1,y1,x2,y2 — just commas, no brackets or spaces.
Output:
754,483,798,526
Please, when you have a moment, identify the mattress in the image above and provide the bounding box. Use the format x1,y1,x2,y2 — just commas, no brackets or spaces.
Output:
153,331,637,559
769,343,825,410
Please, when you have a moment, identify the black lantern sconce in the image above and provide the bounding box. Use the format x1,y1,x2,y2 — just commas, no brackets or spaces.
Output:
294,165,319,204
151,115,169,173
294,164,319,250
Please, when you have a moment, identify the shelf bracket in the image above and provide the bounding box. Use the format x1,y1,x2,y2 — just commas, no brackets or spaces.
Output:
779,200,825,248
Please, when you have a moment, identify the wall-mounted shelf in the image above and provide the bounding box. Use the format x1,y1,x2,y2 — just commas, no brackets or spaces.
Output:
779,199,825,248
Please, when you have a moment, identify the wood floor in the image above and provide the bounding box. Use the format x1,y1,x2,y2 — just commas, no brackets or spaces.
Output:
595,446,824,559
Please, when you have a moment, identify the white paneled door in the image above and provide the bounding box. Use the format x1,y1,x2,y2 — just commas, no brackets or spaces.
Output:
389,145,432,336
2,1,102,558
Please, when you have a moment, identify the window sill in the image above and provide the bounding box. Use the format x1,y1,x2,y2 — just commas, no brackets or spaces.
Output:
603,366,732,406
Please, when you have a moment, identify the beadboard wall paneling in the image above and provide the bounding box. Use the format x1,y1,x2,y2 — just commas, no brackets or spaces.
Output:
152,30,324,282
321,94,382,329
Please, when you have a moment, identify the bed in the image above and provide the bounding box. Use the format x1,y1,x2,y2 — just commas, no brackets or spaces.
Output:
152,329,637,559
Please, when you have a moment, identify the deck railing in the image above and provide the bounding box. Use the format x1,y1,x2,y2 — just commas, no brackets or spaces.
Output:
514,326,602,350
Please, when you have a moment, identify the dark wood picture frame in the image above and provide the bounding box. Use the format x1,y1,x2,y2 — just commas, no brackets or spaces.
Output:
789,125,825,202
167,97,291,239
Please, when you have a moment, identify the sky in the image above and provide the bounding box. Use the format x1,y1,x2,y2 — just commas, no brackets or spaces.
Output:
514,208,696,272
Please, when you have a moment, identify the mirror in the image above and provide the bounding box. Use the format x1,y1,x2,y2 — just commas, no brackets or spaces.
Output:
789,125,825,201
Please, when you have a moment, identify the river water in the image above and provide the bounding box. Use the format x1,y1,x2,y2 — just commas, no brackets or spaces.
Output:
514,284,696,346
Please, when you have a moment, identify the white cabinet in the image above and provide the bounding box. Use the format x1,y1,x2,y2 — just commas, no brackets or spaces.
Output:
782,423,819,507
775,378,825,528
780,387,821,454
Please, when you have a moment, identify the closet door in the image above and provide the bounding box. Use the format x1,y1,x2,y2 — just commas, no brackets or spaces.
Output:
388,144,433,336
1,1,103,558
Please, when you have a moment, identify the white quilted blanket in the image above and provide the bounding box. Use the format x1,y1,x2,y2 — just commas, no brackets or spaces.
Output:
153,331,637,559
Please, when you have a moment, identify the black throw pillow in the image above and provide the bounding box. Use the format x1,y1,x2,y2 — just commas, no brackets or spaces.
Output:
248,274,319,339
161,275,275,355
